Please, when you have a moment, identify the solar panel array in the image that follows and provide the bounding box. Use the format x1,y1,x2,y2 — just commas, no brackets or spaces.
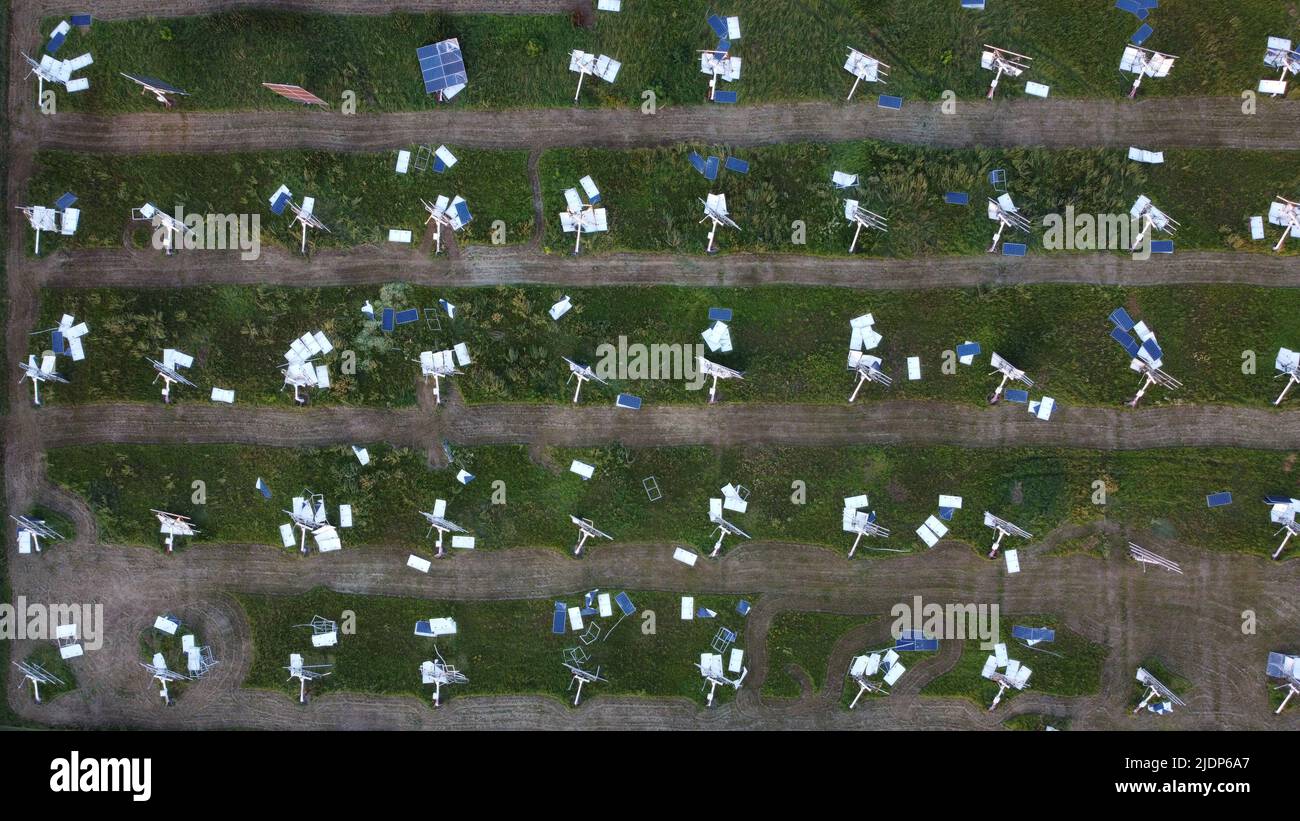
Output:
262,83,328,106
417,38,467,95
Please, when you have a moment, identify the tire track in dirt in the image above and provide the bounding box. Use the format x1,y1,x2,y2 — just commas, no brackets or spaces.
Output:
33,97,1300,153
31,400,1300,451
28,245,1300,291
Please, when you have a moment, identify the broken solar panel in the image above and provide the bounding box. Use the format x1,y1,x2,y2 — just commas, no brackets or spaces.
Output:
262,83,328,106
417,38,467,98
121,73,187,97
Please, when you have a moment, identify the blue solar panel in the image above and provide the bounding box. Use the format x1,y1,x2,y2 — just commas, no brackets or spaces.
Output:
878,94,903,110
944,192,970,205
580,607,598,617
1012,625,1056,642
961,0,986,8
1111,328,1140,356
1002,242,1028,256
696,607,716,619
956,342,981,357
551,609,566,634
704,156,720,181
433,156,449,173
382,307,395,333
1207,491,1233,508
616,393,641,410
688,152,707,176
1141,338,1162,361
724,157,749,174
938,507,954,521
417,39,467,95
256,478,272,499
52,330,65,353
1115,0,1143,15
709,307,733,322
737,600,751,616
1131,23,1154,46
1005,388,1029,403
1150,240,1174,254
615,592,635,615
55,192,78,210
715,37,730,54
71,14,92,26
1266,494,1294,505
707,14,728,38
46,32,66,54
270,192,290,215
1108,307,1134,331
454,201,472,225
395,309,419,325
713,91,738,104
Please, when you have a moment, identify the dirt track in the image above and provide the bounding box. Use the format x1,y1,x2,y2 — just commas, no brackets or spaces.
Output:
30,245,1300,290
33,400,1300,452
7,0,1300,731
35,97,1300,153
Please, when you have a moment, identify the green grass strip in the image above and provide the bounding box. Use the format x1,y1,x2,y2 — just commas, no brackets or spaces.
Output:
47,442,1300,558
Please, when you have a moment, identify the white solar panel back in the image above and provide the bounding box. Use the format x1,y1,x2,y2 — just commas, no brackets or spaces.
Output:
432,498,447,518
843,494,870,510
453,342,471,366
451,535,475,549
163,349,193,369
434,145,457,168
559,212,579,232
338,504,352,528
595,55,621,83
938,494,963,509
915,524,940,547
60,208,80,234
579,176,599,200
1005,549,1021,573
407,554,432,573
314,525,342,552
564,188,583,211
882,661,906,686
709,497,724,520
154,616,179,635
314,365,330,389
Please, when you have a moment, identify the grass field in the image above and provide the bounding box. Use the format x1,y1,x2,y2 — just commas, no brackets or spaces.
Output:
38,2,1296,114
762,611,866,698
24,150,532,255
46,442,1300,559
27,144,1300,258
237,587,752,706
921,615,1107,706
540,144,1300,256
32,282,1300,408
